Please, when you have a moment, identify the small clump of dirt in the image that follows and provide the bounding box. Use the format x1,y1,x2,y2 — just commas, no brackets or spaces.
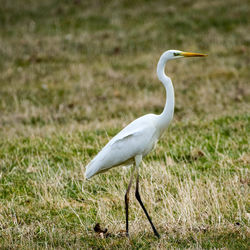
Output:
94,223,109,238
191,148,205,160
94,223,128,238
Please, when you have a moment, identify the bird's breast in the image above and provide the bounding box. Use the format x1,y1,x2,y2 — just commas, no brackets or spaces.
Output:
142,137,159,157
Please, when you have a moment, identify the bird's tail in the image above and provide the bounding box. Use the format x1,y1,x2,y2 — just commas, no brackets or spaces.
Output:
84,160,98,180
84,165,93,180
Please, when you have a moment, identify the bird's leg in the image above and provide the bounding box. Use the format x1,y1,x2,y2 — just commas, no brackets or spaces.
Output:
125,165,135,237
135,168,160,238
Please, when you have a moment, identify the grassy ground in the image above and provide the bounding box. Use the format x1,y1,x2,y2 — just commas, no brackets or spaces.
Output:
0,0,249,248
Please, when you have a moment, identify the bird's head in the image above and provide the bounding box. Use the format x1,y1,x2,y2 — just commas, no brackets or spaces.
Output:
157,49,207,81
164,49,208,60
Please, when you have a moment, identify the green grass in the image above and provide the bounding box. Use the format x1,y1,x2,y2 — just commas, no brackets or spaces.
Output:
0,0,249,248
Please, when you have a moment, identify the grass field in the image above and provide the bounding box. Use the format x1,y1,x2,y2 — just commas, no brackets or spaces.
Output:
0,0,249,248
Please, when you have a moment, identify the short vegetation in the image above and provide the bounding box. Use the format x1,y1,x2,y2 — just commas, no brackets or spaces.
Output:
0,0,249,248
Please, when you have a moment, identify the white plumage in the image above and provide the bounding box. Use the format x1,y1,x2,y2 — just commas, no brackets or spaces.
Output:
85,114,159,179
84,49,207,237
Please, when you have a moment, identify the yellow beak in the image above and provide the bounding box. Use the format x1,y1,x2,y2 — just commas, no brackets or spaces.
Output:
181,52,208,57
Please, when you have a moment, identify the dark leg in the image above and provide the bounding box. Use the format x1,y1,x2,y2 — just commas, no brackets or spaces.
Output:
125,166,135,237
135,174,160,238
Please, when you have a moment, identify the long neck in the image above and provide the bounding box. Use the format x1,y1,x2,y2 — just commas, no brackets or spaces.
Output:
157,53,175,131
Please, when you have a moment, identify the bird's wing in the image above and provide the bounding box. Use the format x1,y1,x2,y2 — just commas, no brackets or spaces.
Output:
85,123,157,179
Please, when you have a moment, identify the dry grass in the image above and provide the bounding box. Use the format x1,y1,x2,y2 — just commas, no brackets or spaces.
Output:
0,0,249,248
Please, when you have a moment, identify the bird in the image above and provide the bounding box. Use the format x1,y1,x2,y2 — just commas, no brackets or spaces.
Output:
85,50,207,238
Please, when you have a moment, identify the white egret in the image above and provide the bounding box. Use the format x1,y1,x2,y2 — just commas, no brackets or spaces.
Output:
85,50,207,238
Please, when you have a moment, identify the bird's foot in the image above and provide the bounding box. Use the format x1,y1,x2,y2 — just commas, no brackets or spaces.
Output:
154,230,160,239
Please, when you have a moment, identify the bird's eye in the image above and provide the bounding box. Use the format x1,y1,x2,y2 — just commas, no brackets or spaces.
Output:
174,52,180,56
